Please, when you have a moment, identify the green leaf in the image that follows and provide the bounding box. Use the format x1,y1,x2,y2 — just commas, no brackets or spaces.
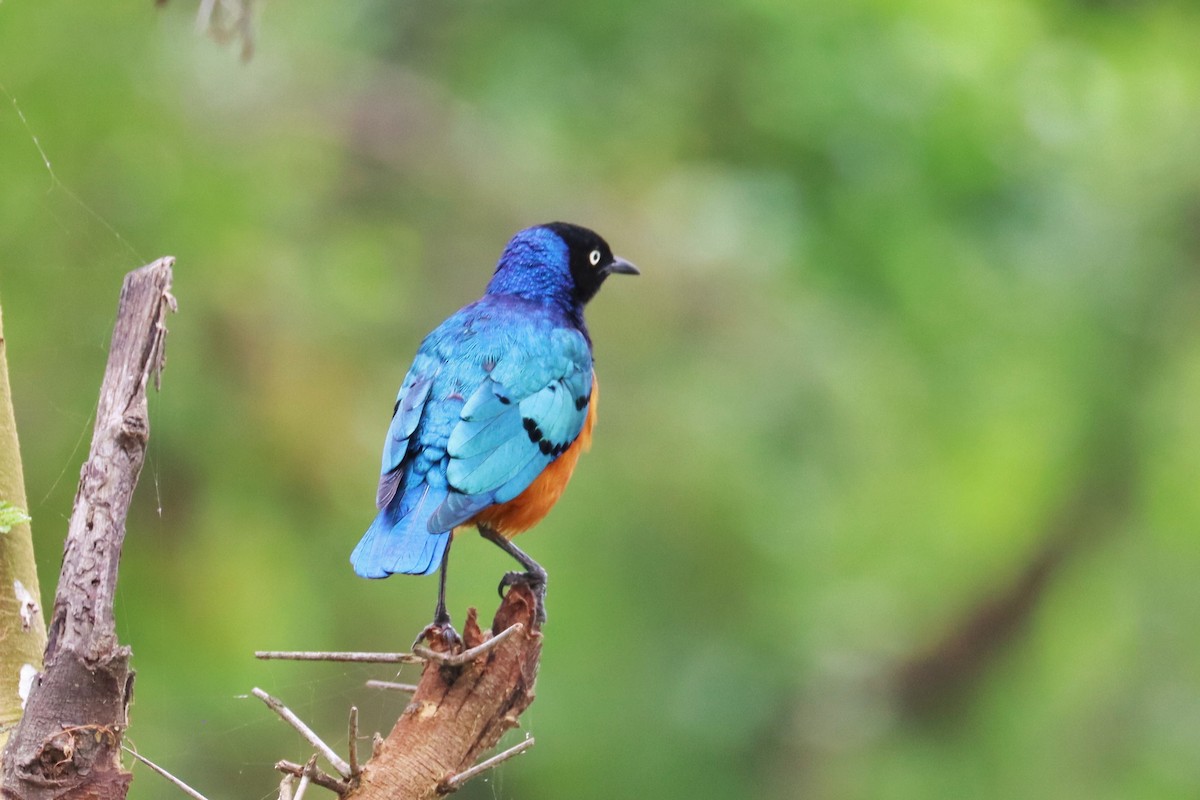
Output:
0,501,31,534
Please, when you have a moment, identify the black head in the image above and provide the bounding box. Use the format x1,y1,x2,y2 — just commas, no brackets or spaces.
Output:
543,221,639,305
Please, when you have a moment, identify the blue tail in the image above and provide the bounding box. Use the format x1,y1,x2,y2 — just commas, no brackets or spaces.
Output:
351,485,449,578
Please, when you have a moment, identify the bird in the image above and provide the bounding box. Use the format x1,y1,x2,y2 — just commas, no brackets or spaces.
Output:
351,222,638,638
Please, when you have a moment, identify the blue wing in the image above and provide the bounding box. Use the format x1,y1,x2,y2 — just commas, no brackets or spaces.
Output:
375,353,437,509
352,351,450,578
351,483,449,578
428,327,593,531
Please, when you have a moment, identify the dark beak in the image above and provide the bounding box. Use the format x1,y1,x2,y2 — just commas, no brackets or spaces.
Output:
605,256,640,276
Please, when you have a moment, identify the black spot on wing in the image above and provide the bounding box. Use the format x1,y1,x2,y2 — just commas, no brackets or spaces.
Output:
523,417,543,442
523,416,572,458
574,395,588,411
537,438,570,457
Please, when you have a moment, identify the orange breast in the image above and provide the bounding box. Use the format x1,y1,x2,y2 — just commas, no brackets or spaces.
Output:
468,375,598,539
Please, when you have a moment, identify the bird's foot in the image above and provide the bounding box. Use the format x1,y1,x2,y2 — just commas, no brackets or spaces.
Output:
413,619,463,651
497,571,548,626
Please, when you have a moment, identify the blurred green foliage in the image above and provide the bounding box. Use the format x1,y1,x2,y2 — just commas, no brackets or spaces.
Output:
3,0,1200,798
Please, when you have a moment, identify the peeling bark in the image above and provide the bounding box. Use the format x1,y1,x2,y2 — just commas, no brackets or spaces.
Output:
1,258,175,800
349,584,542,800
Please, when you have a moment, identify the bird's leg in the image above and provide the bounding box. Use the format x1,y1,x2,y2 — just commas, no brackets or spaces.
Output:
479,526,548,625
415,539,462,649
433,539,453,627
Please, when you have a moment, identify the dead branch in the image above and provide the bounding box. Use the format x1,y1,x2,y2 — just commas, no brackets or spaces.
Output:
275,758,348,795
259,584,543,800
348,584,542,800
438,737,534,793
256,651,424,664
410,622,522,667
253,688,352,778
364,681,418,693
121,746,210,800
1,258,175,800
346,707,359,778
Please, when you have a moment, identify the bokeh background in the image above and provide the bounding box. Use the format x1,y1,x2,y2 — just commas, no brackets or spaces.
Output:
3,1,1200,798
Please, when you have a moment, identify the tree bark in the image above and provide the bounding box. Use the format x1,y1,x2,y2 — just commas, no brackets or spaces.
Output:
1,258,175,800
349,585,542,800
0,303,48,751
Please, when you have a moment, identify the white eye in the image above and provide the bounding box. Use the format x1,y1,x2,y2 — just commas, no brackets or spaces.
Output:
588,249,602,266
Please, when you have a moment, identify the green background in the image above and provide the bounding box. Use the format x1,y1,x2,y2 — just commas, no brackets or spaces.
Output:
3,1,1200,797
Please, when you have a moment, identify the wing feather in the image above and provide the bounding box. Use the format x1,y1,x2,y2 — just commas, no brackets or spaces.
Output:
447,406,525,459
461,381,511,421
376,367,435,509
433,328,593,527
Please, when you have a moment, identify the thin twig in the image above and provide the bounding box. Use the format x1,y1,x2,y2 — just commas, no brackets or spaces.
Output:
122,745,210,800
364,680,419,693
252,688,352,778
255,650,423,664
276,759,350,794
412,623,523,667
292,756,317,800
293,772,310,800
439,738,536,793
278,774,295,800
347,706,360,778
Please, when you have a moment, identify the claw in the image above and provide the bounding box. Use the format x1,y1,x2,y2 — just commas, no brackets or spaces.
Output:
496,571,527,598
413,621,463,651
478,526,548,627
496,571,548,626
